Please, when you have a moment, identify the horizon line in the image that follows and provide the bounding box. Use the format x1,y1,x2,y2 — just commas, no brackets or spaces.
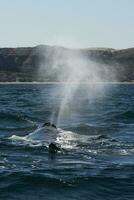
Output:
0,44,134,51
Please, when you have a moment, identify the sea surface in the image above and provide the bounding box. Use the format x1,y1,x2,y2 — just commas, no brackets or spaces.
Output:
0,83,134,200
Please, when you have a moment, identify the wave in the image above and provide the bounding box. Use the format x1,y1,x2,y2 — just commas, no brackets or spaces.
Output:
108,110,134,121
0,171,133,200
120,110,134,119
0,112,37,126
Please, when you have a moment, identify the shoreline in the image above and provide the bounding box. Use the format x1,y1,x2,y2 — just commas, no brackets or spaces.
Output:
0,81,134,85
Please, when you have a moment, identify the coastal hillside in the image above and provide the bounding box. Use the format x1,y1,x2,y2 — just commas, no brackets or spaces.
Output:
0,45,134,82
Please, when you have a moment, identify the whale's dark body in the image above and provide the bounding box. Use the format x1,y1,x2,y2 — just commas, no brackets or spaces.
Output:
48,142,60,153
42,122,57,129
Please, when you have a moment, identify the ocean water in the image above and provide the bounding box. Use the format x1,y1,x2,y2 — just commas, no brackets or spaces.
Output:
0,83,134,200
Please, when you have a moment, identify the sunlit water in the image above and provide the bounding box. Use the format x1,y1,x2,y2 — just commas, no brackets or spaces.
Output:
0,84,134,200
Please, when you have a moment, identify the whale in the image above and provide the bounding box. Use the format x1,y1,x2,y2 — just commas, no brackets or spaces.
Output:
48,142,61,153
25,122,58,143
42,122,57,129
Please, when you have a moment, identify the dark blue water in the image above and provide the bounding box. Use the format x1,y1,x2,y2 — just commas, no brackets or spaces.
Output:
0,83,134,200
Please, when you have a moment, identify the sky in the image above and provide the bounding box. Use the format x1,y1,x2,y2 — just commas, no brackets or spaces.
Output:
0,0,134,49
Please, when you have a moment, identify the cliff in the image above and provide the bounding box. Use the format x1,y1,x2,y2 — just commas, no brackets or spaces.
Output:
0,45,134,82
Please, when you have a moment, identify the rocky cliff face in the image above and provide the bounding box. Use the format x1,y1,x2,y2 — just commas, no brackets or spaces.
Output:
0,45,134,82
